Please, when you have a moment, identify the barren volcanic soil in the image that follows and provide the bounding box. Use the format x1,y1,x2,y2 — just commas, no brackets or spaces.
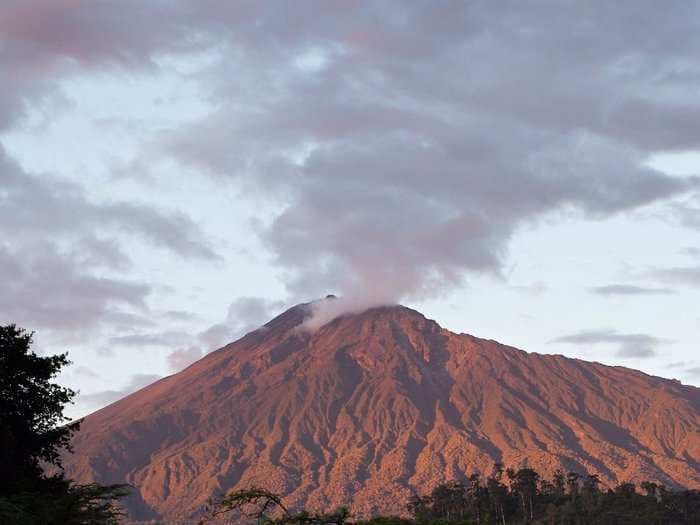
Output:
63,302,700,521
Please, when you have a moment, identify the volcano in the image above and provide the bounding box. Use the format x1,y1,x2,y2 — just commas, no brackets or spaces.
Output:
63,301,700,522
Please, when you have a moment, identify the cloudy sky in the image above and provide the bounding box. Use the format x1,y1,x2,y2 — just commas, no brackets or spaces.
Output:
2,1,699,418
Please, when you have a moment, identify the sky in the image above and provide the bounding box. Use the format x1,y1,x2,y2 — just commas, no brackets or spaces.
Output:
1,1,699,418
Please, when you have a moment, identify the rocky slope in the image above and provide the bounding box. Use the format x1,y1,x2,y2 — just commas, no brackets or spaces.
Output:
62,301,700,521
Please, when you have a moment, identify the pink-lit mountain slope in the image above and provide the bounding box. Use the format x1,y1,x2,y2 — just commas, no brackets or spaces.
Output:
62,302,700,522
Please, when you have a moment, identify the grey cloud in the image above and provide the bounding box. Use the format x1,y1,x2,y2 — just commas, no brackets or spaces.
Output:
156,2,700,301
226,296,286,330
108,330,190,348
0,0,218,338
69,237,131,271
162,297,285,372
673,194,700,233
0,139,217,335
196,323,232,351
166,346,204,372
80,373,161,407
589,284,676,296
551,328,668,358
0,242,149,332
685,367,700,379
162,310,200,322
100,203,220,261
197,297,286,350
73,366,100,379
3,2,700,309
102,297,284,371
101,311,155,330
653,266,700,287
509,282,547,296
0,0,204,132
0,150,219,260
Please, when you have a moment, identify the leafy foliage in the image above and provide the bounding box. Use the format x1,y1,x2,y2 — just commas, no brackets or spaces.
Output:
0,324,79,492
0,482,130,525
0,324,129,524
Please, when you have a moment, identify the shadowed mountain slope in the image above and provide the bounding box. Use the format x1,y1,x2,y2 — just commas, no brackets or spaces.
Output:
63,302,700,521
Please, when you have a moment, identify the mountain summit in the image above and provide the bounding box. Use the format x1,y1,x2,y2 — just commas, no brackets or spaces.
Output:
63,302,700,521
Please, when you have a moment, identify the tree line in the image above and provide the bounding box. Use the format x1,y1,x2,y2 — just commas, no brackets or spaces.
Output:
200,468,700,525
404,465,700,525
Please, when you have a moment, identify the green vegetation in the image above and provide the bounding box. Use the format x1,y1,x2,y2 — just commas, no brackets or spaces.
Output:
0,324,129,524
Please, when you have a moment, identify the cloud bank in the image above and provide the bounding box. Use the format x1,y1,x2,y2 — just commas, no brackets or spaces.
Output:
156,2,700,305
2,2,700,355
552,328,669,358
589,284,676,296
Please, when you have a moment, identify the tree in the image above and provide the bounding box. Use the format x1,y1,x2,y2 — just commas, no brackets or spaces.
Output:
466,473,484,524
429,480,466,522
507,468,539,522
0,325,79,494
0,324,128,524
405,465,699,525
551,469,566,498
201,487,352,525
200,487,288,523
486,463,508,525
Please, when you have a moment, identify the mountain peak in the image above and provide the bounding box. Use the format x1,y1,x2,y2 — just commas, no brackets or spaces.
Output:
63,302,700,521
292,296,431,334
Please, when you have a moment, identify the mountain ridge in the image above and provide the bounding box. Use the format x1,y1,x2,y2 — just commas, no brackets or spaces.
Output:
62,301,700,521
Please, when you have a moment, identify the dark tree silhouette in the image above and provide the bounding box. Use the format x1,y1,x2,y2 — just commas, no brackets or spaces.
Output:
405,467,700,524
0,324,79,494
199,487,288,523
0,324,128,524
202,472,700,525
201,487,353,525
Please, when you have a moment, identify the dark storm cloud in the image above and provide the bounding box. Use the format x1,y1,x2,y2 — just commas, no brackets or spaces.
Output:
3,1,700,321
551,329,668,358
589,284,676,296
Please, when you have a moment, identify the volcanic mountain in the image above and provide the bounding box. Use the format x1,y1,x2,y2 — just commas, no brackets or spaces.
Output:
63,301,700,522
